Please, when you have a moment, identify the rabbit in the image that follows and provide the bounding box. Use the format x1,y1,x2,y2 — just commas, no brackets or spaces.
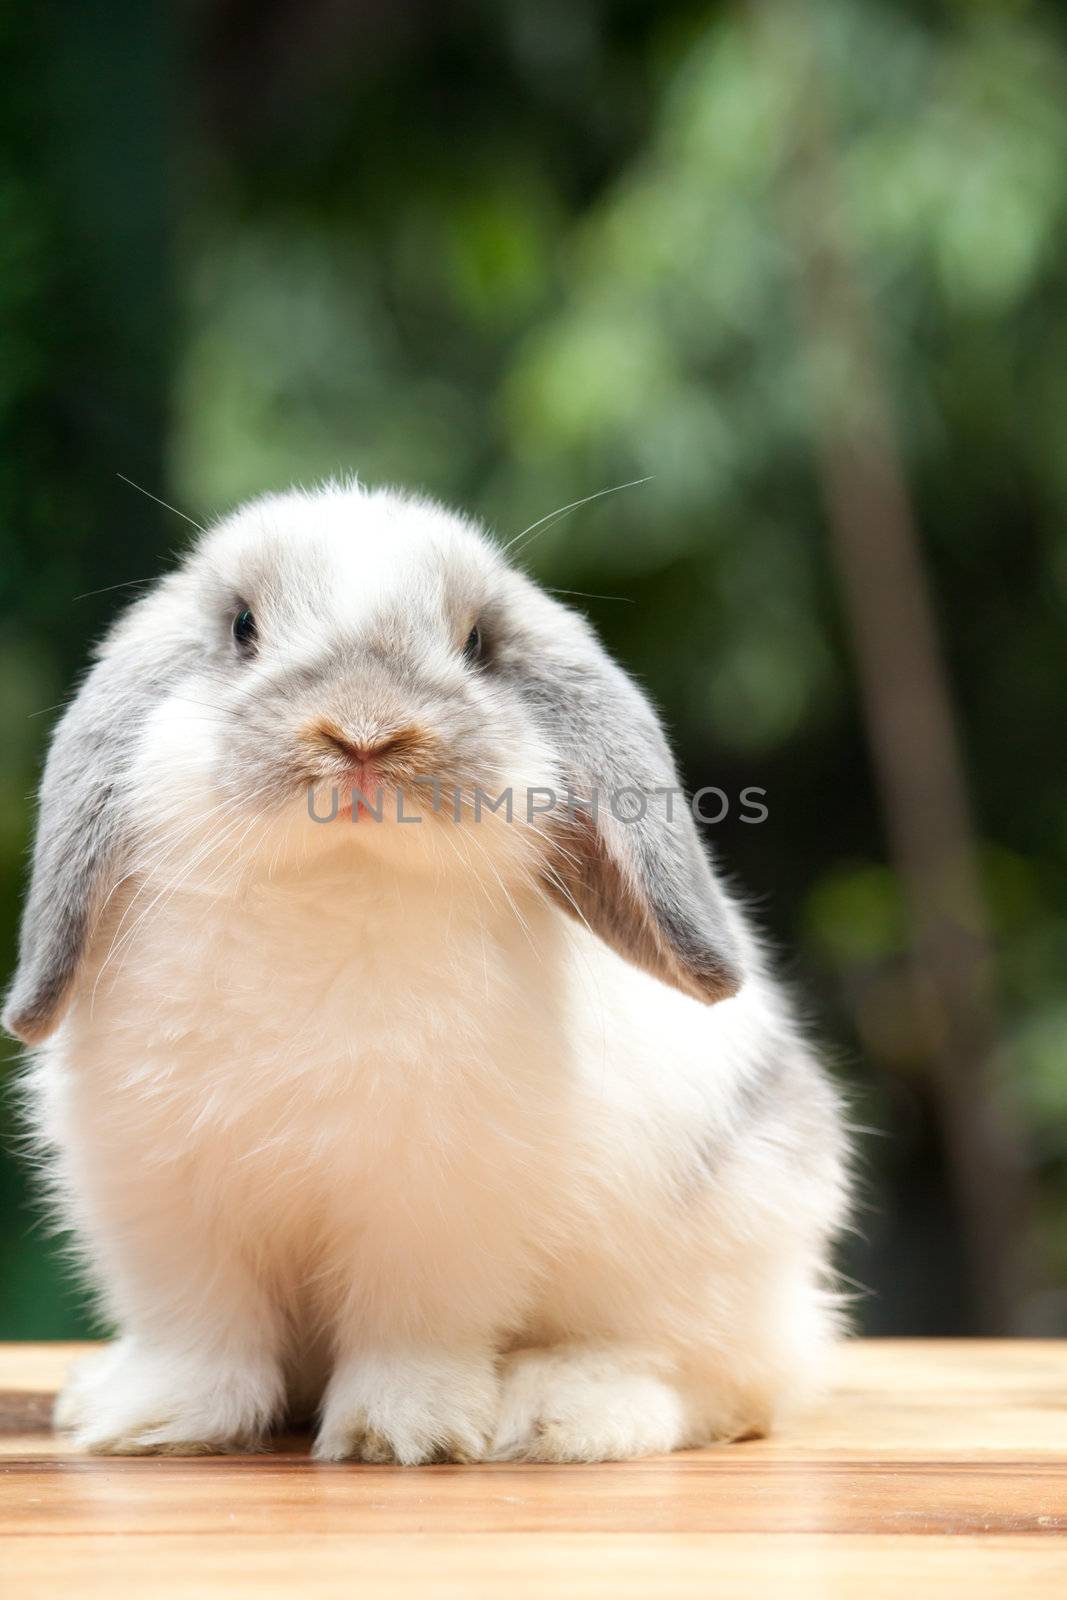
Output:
4,481,848,1463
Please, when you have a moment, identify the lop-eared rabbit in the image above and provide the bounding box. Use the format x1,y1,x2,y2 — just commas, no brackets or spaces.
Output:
5,484,847,1462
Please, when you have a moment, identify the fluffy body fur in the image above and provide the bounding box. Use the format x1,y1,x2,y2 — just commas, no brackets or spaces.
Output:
8,483,848,1462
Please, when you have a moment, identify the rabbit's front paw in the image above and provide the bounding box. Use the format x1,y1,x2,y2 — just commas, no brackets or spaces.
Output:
491,1345,687,1462
313,1349,497,1465
56,1338,282,1455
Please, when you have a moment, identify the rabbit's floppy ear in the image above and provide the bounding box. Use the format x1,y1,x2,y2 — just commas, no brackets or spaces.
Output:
3,632,178,1045
521,642,744,1005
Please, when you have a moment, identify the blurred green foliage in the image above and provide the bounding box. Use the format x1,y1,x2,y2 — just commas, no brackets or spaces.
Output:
3,0,1066,1336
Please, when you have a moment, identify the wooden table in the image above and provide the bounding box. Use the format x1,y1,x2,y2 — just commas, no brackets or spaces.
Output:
2,1341,1066,1596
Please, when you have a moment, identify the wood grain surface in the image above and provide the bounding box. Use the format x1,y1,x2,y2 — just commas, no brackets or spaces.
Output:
2,1340,1066,1596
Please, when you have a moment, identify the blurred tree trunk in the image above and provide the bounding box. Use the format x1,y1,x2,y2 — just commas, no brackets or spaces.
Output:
753,0,1032,1333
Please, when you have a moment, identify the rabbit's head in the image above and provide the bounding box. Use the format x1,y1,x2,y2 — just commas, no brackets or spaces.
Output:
4,483,743,1044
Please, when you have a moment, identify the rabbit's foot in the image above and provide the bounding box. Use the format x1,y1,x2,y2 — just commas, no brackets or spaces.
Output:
313,1348,497,1465
491,1344,690,1462
55,1337,281,1455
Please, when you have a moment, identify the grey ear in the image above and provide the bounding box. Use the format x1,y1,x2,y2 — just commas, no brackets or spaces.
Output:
518,641,743,1005
3,645,156,1045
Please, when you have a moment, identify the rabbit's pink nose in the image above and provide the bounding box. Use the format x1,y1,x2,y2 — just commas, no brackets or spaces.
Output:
303,719,428,769
311,723,404,764
323,731,390,764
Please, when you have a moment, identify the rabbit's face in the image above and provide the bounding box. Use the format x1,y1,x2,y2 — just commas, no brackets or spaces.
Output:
5,480,744,1046
132,484,565,879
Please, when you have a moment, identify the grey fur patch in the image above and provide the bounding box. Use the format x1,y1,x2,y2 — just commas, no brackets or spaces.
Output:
690,1042,845,1190
2,612,197,1044
690,1055,789,1185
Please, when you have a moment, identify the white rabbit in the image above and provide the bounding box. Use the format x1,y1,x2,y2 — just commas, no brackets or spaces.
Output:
5,482,848,1462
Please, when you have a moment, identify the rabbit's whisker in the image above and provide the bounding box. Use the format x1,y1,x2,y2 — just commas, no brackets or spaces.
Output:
502,476,653,557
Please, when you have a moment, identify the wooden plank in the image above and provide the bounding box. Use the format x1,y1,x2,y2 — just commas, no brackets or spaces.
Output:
1,1455,1066,1536
4,1536,1067,1600
7,1341,1067,1462
1,1341,1066,1596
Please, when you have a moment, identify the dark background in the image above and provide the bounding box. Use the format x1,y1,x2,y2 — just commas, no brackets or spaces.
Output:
3,0,1066,1337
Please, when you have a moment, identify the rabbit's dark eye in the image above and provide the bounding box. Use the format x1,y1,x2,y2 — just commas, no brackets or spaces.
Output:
232,608,257,650
463,623,482,665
